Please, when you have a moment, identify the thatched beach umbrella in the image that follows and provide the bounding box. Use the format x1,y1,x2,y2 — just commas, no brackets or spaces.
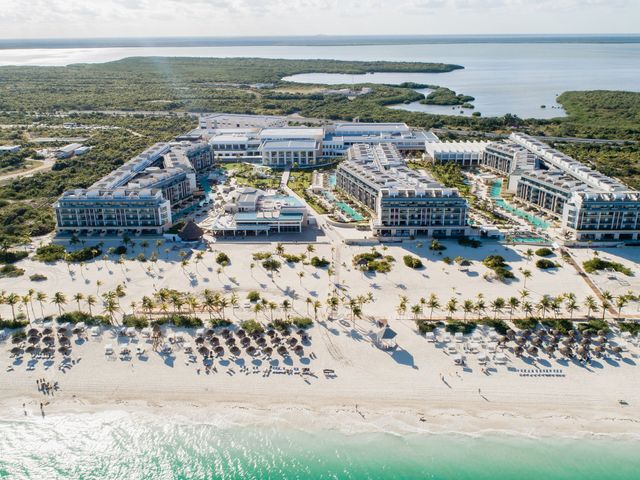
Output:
294,345,304,355
506,329,515,339
577,346,587,357
612,346,623,355
27,328,39,337
297,329,306,336
236,329,246,338
593,345,603,355
205,328,215,337
59,336,71,346
498,335,508,344
514,345,523,356
580,338,591,346
544,344,556,354
271,336,281,344
527,345,538,356
221,329,231,338
42,327,53,336
241,337,251,348
288,337,298,347
257,337,267,347
42,336,54,345
10,346,22,355
11,336,23,345
559,346,572,357
515,336,526,346
58,346,70,355
263,346,273,356
198,346,209,356
596,336,607,344
195,337,205,345
57,327,67,334
25,345,37,354
214,346,224,356
28,336,40,344
225,337,236,346
246,346,256,355
267,329,276,337
210,336,220,345
42,347,54,357
230,346,241,356
597,329,606,337
277,345,287,356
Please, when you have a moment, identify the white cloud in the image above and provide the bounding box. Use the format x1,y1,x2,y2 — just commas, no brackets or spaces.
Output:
0,0,637,38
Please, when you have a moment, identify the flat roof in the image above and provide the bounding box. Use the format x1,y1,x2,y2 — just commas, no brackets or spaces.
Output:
260,139,318,151
260,128,324,139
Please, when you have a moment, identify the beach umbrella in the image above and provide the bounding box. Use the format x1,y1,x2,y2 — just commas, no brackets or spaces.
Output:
582,330,592,338
277,345,287,356
57,327,67,334
59,336,71,346
294,345,304,355
531,336,542,346
263,346,273,356
527,345,538,356
497,335,508,344
205,328,215,337
301,334,309,343
560,346,572,357
577,346,587,356
257,337,267,347
515,336,526,345
612,346,623,354
221,329,231,338
210,336,220,346
152,323,161,332
42,347,54,357
42,327,53,335
597,330,606,337
72,327,82,335
236,329,246,338
10,346,22,355
230,346,241,356
596,336,607,344
28,336,40,344
594,345,603,353
561,337,572,346
267,329,276,337
58,346,70,355
288,337,298,347
195,337,205,345
251,332,262,340
506,329,515,339
246,346,256,355
25,345,37,354
297,329,306,336
11,335,23,345
580,338,590,346
214,346,224,356
241,337,251,347
42,336,54,344
27,328,39,337
544,344,555,354
198,346,209,356
225,337,236,346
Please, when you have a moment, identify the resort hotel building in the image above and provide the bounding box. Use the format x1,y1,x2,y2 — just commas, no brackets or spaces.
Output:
54,141,214,237
433,133,640,242
205,120,438,167
210,187,307,236
336,143,469,238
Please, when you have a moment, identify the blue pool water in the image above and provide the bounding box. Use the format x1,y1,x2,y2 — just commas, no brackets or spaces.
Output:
322,190,364,221
490,180,549,229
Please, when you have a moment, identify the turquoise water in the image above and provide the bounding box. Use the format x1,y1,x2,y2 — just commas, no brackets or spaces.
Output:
1,411,639,479
328,174,337,188
490,180,549,229
321,190,364,221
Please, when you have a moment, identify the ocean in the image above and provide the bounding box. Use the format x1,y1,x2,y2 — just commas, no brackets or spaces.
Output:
0,410,639,479
1,36,639,118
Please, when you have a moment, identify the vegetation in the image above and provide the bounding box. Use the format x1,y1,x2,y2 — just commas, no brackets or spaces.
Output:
247,291,261,302
0,317,29,329
421,87,474,106
282,253,303,263
34,244,66,262
353,250,395,273
536,258,558,270
619,322,640,336
578,319,610,335
56,310,110,326
403,255,423,269
583,257,632,276
445,320,477,335
513,317,538,330
0,264,24,278
240,319,265,335
29,273,47,282
541,318,573,335
429,239,447,251
310,256,330,268
458,237,482,248
215,252,231,266
0,249,28,264
415,319,440,334
252,252,272,261
477,318,509,334
482,255,515,280
535,247,554,257
152,314,204,328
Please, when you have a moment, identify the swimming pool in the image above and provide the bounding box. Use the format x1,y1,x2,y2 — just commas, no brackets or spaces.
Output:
322,190,364,221
490,180,549,229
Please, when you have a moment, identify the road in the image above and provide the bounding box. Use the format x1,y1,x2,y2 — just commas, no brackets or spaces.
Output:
0,157,55,182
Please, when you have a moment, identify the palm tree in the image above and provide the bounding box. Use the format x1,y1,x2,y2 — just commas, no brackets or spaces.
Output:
252,302,263,320
141,296,155,321
584,296,598,318
446,298,458,319
26,289,36,320
306,244,315,256
522,269,532,288
601,290,613,320
186,294,199,315
298,271,305,284
85,294,97,317
51,292,67,317
411,304,422,319
474,299,486,320
36,291,47,319
427,293,440,320
21,295,31,323
521,301,533,318
462,300,474,322
171,292,185,314
5,293,19,321
519,289,529,303
565,297,578,320
281,299,291,320
275,243,285,256
537,295,552,320
219,297,229,320
507,297,520,320
490,297,505,320
103,297,119,325
326,296,339,320
616,295,629,319
397,295,408,318
525,249,534,262
73,292,85,312
312,300,321,321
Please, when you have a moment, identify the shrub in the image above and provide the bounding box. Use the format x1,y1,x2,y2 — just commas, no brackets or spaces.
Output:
29,273,47,282
240,319,265,334
67,246,102,263
136,253,147,262
482,255,515,280
252,252,271,261
310,256,330,268
283,253,303,263
477,317,509,334
535,259,558,270
458,237,481,248
619,322,640,336
583,258,632,276
0,250,28,264
535,247,553,257
353,251,394,273
291,316,313,329
210,318,232,328
247,291,261,302
268,318,292,332
262,258,281,272
445,320,477,334
429,239,447,251
112,245,127,255
160,314,203,328
513,317,538,330
123,315,149,328
403,255,423,269
541,318,573,334
416,319,439,334
216,252,230,266
56,311,110,326
34,244,66,262
578,319,610,335
0,318,29,329
0,264,24,278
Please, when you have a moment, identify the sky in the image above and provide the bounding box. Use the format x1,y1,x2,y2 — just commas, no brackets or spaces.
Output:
0,0,638,39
